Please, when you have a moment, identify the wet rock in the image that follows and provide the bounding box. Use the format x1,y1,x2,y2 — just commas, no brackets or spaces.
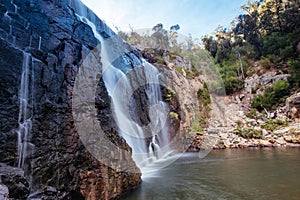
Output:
0,184,9,200
73,22,99,48
27,186,59,200
0,163,29,199
0,0,141,199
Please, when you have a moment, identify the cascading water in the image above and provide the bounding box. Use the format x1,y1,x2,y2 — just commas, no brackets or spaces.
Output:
17,52,33,169
73,5,174,172
101,59,172,170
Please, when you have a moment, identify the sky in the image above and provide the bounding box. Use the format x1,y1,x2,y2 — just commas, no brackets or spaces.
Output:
81,0,248,39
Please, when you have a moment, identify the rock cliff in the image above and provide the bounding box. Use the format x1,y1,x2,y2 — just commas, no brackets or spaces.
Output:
0,0,141,199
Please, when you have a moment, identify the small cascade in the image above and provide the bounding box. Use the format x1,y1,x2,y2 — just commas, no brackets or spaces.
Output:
148,135,160,159
75,13,174,172
4,12,15,46
11,0,18,13
29,36,32,48
38,36,42,50
17,52,33,169
9,25,12,35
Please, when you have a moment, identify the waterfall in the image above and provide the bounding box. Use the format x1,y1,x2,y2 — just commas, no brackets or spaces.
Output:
74,11,173,172
17,52,33,169
101,59,171,169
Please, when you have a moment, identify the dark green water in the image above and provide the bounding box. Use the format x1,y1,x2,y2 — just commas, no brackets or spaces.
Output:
125,148,300,200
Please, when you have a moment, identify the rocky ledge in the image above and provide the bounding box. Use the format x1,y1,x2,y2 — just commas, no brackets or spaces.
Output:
188,92,300,151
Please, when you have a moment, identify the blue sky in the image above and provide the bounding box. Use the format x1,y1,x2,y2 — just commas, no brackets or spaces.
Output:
82,0,248,39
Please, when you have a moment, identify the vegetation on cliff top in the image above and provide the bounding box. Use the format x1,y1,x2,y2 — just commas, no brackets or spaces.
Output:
202,0,299,96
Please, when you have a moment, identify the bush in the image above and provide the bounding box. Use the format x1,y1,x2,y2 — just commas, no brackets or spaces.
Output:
164,87,176,101
251,80,289,111
223,76,244,94
259,56,273,69
218,63,244,94
273,80,289,99
234,127,263,139
261,119,288,132
197,82,211,107
288,58,300,90
189,118,203,135
169,112,179,119
245,109,260,119
175,66,184,75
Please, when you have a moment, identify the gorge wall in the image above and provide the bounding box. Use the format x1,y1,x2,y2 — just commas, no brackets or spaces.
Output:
0,0,142,199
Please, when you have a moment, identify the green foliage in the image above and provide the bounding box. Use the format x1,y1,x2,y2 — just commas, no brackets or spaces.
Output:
169,112,179,120
155,56,165,64
259,56,273,69
252,80,290,111
273,80,290,98
207,80,224,95
175,66,184,75
165,87,175,101
201,0,300,97
189,118,203,135
234,127,263,139
252,93,274,111
288,58,300,90
261,119,288,132
192,82,212,134
236,120,243,127
217,61,244,94
245,109,260,119
185,70,195,79
262,29,300,62
262,32,291,57
197,83,211,108
223,76,244,94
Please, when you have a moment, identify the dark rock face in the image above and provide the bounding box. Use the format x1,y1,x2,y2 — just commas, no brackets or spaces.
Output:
0,0,141,199
0,163,30,199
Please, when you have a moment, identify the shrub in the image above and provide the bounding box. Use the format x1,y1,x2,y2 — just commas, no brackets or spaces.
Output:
164,87,175,101
175,65,184,75
259,56,273,69
251,80,289,111
234,127,263,139
273,80,289,99
189,118,203,135
245,109,260,119
288,58,300,90
261,119,288,132
169,112,179,120
197,82,211,107
223,76,244,94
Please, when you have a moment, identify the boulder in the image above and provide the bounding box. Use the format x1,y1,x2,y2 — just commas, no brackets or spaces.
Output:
286,93,300,119
0,163,29,199
0,184,9,200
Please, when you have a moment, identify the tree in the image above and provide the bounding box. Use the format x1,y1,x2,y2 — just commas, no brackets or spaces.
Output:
151,23,169,49
202,36,217,57
170,24,180,47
